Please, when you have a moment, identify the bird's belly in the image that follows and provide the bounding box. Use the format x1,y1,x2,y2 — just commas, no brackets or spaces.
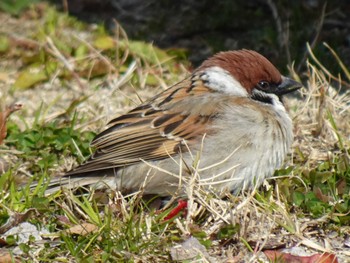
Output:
116,134,287,196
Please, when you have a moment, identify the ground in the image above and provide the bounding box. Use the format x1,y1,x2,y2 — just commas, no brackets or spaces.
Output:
0,3,349,262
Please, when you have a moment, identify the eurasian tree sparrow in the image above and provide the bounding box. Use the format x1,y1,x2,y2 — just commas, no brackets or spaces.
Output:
46,50,301,196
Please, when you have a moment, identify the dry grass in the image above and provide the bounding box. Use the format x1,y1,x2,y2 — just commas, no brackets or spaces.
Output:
0,5,349,262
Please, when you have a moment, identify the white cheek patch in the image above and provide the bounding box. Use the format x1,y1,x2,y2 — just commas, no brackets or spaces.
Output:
271,94,287,112
201,66,248,97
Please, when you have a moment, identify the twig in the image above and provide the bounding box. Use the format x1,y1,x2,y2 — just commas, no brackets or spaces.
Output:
62,0,68,13
206,190,256,235
110,19,130,66
296,3,327,72
45,36,86,90
264,0,283,49
109,61,137,95
265,0,291,64
307,43,350,88
74,35,118,73
323,42,350,82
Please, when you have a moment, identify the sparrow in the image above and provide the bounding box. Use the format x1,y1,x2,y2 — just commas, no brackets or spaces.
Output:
45,49,301,196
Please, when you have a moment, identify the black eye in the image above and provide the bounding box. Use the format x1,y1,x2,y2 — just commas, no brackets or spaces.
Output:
258,81,270,90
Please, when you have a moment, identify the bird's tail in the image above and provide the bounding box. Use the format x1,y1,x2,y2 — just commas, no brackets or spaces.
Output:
29,171,116,196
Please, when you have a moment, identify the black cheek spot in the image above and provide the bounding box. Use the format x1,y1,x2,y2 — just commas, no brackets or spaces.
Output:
251,92,273,104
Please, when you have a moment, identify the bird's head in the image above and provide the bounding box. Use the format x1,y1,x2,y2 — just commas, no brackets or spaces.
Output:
197,49,302,104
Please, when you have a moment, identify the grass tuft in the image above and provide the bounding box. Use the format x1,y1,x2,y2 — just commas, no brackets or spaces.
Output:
0,3,349,261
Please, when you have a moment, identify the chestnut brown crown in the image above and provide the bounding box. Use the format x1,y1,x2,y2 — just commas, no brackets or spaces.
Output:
199,49,282,93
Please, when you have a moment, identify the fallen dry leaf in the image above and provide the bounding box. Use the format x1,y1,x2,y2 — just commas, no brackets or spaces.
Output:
0,158,9,174
0,238,7,247
264,250,339,263
336,178,347,195
0,103,22,145
314,187,333,203
66,223,98,236
0,248,17,263
0,72,10,82
56,215,72,226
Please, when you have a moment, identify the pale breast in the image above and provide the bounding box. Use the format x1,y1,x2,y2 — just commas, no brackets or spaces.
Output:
185,98,293,193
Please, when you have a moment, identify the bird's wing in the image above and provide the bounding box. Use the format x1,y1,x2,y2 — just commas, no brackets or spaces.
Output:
66,74,223,176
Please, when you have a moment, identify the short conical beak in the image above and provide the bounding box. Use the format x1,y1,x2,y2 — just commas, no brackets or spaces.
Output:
276,76,302,95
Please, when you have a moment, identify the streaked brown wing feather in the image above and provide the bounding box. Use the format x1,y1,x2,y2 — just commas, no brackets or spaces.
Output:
66,75,220,175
